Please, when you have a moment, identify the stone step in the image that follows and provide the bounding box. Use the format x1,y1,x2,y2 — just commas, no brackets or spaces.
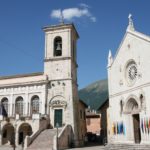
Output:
104,144,150,150
27,128,62,150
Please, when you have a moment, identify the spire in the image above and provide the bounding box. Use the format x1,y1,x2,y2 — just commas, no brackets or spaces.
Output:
127,14,135,31
108,49,112,59
107,49,113,68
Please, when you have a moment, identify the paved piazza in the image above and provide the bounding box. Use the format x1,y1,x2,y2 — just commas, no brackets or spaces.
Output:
67,146,105,150
0,145,105,150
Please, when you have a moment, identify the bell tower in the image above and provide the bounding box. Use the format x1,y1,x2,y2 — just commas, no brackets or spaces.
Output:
43,24,78,81
43,23,79,145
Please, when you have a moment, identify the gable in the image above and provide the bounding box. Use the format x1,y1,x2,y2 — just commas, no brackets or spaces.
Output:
112,30,150,68
109,29,150,95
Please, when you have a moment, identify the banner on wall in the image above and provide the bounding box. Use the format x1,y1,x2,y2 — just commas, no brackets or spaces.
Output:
140,117,150,134
112,121,125,135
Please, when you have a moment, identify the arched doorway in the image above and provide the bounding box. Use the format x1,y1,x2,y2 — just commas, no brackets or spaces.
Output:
125,98,141,143
49,96,67,128
2,123,14,145
18,123,32,145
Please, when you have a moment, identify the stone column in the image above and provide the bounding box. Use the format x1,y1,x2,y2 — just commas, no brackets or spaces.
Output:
9,94,13,117
25,93,28,116
41,85,46,115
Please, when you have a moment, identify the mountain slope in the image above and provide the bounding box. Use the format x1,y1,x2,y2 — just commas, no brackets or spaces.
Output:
79,79,108,110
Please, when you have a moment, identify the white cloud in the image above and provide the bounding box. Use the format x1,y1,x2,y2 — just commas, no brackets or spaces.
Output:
79,3,89,8
50,4,96,23
51,9,61,19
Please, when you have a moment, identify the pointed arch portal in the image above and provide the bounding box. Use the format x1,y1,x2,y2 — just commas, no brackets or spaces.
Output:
125,97,141,143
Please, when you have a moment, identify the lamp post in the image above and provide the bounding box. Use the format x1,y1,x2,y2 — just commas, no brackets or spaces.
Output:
0,121,1,145
56,123,59,150
13,122,17,150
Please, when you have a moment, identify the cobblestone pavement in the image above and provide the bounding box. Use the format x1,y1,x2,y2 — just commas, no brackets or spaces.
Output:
67,146,105,150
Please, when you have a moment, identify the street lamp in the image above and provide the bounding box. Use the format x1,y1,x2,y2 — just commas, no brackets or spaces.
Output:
13,122,17,150
0,121,1,144
56,123,59,150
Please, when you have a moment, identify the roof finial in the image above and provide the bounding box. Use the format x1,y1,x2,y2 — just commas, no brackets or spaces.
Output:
127,13,135,31
107,49,113,68
60,10,64,24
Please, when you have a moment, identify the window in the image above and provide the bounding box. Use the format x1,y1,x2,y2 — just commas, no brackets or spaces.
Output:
31,96,39,114
15,97,24,116
125,60,137,86
1,98,8,115
54,36,62,56
80,110,82,119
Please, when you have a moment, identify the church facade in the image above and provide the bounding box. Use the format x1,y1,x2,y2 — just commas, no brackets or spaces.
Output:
0,23,85,148
107,15,150,144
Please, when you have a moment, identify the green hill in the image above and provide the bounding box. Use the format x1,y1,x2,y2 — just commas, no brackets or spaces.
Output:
79,79,108,110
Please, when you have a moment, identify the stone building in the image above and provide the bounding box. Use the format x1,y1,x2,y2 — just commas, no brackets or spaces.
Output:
107,15,150,144
78,100,87,144
86,108,101,136
0,23,85,149
98,99,109,142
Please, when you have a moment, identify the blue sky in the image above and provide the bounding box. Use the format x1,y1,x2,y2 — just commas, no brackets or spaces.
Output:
0,0,150,89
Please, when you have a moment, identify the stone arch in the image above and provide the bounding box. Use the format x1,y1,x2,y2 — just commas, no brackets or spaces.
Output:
54,36,62,56
18,123,32,145
1,97,9,116
2,123,14,145
15,96,24,115
31,95,40,114
49,95,67,128
124,95,141,114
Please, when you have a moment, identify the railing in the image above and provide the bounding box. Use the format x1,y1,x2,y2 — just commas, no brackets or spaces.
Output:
24,115,48,149
24,129,41,149
53,124,73,150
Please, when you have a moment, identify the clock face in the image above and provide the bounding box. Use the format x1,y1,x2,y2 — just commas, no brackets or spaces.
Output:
126,61,137,86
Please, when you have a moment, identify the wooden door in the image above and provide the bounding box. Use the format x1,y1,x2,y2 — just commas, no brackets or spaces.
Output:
54,109,63,127
133,114,141,143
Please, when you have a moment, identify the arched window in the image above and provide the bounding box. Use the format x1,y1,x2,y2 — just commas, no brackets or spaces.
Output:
1,97,8,114
54,36,62,56
15,97,24,115
31,96,39,114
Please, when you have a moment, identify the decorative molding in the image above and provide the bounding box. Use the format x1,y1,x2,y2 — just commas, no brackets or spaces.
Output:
44,57,71,62
49,100,67,108
110,81,150,98
0,81,48,89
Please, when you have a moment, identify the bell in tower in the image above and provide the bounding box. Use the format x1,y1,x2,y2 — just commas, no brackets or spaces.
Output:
54,36,62,56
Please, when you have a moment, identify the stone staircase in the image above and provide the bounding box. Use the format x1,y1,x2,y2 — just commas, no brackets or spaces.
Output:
104,143,150,150
27,129,61,150
0,145,22,150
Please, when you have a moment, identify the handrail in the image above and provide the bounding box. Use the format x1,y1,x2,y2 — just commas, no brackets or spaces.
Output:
53,124,73,150
24,118,48,149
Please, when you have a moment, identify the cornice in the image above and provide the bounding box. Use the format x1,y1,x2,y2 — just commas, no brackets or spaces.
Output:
0,80,48,88
44,57,71,62
0,72,44,80
110,82,150,98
